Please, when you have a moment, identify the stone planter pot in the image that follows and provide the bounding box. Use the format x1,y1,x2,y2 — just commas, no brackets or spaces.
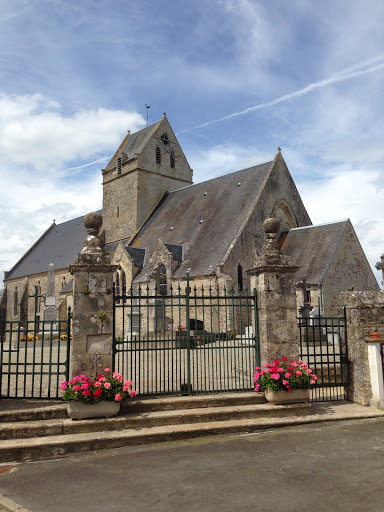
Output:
67,400,121,420
265,388,310,405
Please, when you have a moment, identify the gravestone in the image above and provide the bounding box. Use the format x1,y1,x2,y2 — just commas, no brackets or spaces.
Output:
44,263,57,323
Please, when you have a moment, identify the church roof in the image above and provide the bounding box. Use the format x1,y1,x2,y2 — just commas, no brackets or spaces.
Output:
130,161,273,281
282,220,349,285
5,214,91,281
106,119,163,171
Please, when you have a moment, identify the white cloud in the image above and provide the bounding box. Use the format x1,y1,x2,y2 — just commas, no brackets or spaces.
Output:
0,91,146,282
190,144,272,182
0,91,145,172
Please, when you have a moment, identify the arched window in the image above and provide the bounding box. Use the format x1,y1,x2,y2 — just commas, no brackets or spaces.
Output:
170,150,175,168
156,265,167,296
121,271,126,303
114,272,121,304
117,156,122,175
237,264,243,292
37,282,42,312
13,287,18,316
156,146,161,164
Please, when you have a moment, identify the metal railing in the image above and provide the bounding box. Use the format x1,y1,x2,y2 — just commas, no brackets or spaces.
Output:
0,309,71,399
298,308,349,401
113,281,259,396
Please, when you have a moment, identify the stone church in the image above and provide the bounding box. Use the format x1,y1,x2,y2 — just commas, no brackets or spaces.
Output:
0,114,379,324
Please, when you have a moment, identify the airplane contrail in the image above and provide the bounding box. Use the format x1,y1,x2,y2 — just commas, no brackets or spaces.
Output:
177,56,384,135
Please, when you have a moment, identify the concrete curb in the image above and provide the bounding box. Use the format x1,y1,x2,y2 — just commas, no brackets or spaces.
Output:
0,494,30,512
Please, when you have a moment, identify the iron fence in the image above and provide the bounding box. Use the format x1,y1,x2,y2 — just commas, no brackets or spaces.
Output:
0,310,71,399
113,281,259,396
298,308,349,401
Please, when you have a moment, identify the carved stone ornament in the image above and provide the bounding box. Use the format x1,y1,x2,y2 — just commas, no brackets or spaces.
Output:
81,212,104,254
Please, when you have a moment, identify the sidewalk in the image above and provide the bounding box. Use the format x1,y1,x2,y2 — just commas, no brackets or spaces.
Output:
0,416,383,512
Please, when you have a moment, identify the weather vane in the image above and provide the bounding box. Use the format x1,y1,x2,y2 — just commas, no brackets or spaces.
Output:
145,104,151,127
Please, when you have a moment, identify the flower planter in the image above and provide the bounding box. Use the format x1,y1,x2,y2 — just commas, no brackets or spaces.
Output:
67,400,121,420
265,388,310,405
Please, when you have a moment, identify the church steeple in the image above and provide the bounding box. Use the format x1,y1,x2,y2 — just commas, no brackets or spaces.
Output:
102,116,193,244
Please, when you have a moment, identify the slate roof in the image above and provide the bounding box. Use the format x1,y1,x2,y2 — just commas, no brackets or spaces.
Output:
106,119,162,171
5,214,95,281
130,161,273,281
282,220,349,285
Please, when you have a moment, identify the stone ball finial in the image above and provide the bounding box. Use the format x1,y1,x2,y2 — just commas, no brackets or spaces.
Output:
84,212,102,230
263,217,280,234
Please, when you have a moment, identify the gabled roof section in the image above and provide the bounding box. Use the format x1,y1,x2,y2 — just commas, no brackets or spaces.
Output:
5,214,97,281
130,161,273,280
282,220,349,285
104,239,146,268
106,119,163,171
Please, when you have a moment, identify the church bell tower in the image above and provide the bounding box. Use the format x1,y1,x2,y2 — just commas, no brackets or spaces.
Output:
102,114,193,244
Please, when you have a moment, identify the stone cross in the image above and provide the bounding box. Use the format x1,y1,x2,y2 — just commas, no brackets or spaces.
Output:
375,254,384,289
44,263,57,322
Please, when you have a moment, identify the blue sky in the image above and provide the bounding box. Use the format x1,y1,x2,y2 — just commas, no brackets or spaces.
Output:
1,0,384,285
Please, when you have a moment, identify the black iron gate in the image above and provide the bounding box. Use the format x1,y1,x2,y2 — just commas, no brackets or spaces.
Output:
299,308,349,401
113,279,259,396
0,310,71,399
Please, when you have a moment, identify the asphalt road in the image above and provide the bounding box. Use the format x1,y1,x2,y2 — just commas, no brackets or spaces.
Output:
0,418,383,512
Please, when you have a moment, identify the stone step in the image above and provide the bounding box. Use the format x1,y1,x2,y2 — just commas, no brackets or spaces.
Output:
0,401,308,441
0,392,266,422
0,402,383,463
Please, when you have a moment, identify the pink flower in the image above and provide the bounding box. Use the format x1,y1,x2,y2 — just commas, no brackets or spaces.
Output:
271,373,280,380
285,372,291,379
73,385,81,391
99,377,106,383
283,380,289,386
311,375,318,381
265,363,271,368
307,369,312,374
117,375,123,382
124,380,133,388
114,394,122,401
310,380,316,384
255,367,261,371
104,382,111,389
130,390,137,398
94,381,102,387
255,384,260,392
73,376,81,382
104,368,111,372
61,382,67,390
277,368,284,372
123,385,129,391
81,383,89,390
113,372,119,379
295,371,302,377
69,379,75,385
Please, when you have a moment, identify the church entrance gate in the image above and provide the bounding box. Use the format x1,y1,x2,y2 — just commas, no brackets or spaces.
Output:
298,308,349,401
0,310,71,399
113,280,259,396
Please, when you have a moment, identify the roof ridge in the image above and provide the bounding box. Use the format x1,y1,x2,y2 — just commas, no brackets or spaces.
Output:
290,219,349,231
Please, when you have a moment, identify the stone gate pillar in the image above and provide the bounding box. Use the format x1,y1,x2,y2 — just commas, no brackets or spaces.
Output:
247,218,300,366
69,212,118,378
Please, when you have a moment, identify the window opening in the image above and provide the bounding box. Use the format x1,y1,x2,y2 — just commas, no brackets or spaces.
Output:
121,271,126,303
156,264,167,296
237,264,243,292
160,133,169,145
117,157,122,175
13,287,18,316
117,206,120,218
156,146,161,164
170,150,175,168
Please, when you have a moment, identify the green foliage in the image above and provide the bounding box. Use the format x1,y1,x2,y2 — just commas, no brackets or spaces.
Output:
81,287,91,295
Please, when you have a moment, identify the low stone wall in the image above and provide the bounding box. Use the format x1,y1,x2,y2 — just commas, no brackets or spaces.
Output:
340,291,384,407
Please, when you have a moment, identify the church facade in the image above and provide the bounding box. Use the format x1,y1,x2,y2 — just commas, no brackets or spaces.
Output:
0,114,379,325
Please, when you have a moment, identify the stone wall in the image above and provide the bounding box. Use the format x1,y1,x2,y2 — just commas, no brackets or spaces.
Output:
340,290,384,406
322,223,379,315
222,154,311,290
